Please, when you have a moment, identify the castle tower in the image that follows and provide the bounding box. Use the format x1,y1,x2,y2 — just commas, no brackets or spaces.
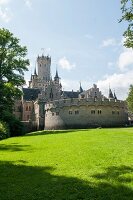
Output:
54,69,59,83
79,82,83,93
109,88,114,99
37,54,51,81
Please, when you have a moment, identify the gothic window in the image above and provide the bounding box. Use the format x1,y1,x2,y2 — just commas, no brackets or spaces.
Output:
26,106,28,111
50,88,53,100
75,110,79,115
98,110,102,114
29,106,31,111
91,110,95,114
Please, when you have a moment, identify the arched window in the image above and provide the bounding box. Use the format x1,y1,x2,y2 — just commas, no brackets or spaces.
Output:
26,106,28,111
29,106,31,111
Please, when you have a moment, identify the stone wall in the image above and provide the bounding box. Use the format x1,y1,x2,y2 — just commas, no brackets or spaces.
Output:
45,98,128,129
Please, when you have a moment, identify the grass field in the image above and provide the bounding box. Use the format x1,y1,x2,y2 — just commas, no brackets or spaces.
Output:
0,128,133,200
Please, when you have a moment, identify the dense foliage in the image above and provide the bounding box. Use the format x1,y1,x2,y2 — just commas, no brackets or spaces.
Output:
0,121,10,140
120,0,133,48
0,28,29,137
126,85,133,112
0,28,29,117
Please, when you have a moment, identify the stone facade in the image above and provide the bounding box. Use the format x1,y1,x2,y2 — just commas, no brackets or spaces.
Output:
45,98,128,129
13,54,128,130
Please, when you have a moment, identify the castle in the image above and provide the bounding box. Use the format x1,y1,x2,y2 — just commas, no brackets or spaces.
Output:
14,55,128,131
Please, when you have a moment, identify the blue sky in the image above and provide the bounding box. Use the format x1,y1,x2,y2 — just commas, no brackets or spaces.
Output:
0,0,133,99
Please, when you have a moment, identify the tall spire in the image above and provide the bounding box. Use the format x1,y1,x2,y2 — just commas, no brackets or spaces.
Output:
34,66,37,75
79,82,83,93
54,68,59,81
109,88,114,99
55,69,59,78
114,91,117,100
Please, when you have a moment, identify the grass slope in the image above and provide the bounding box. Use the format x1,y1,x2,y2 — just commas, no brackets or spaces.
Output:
0,128,133,200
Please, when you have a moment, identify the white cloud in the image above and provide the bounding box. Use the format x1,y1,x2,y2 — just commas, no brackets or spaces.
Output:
101,38,117,47
0,0,10,5
0,0,12,22
97,70,133,100
0,7,12,22
117,48,133,71
24,0,32,9
58,57,76,70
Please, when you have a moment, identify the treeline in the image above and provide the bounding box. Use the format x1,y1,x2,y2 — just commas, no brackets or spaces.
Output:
0,28,29,139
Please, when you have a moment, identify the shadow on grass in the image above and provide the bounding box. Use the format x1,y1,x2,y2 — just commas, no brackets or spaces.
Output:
0,161,133,200
25,129,91,137
92,165,133,183
0,144,31,152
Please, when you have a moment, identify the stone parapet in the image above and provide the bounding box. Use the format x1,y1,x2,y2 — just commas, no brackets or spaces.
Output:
45,98,125,110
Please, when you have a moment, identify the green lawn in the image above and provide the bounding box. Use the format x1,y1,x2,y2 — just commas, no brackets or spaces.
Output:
0,128,133,200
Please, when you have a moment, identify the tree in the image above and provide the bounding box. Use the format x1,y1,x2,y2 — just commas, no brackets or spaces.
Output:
126,85,133,112
0,28,29,119
120,0,133,48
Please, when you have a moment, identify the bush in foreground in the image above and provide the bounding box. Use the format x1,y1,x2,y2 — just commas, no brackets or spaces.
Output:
0,121,10,140
2,111,25,137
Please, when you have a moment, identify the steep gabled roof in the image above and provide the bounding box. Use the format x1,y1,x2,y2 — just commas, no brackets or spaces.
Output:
22,88,41,101
109,88,114,99
61,91,79,98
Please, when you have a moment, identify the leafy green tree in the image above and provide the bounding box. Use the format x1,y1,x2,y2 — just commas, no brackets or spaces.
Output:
0,28,29,119
126,85,133,112
120,0,133,48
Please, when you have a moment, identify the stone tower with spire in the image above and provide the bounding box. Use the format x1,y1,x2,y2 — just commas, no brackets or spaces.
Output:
37,55,51,81
28,54,62,101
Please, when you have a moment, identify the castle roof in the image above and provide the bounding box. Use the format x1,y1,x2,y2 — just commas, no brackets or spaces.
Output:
34,67,37,75
79,82,83,93
54,69,59,79
61,91,79,98
109,88,114,99
22,88,41,101
114,92,117,100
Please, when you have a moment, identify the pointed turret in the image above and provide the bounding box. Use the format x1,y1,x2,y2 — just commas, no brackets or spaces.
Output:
34,67,37,75
55,69,59,78
79,82,83,93
114,91,117,100
109,88,114,99
54,69,59,82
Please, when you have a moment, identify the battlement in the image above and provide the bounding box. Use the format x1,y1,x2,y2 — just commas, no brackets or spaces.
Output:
37,55,51,62
45,98,126,110
37,54,51,81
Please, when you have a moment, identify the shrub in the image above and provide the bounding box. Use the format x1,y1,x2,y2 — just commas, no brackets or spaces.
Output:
2,111,25,137
0,121,10,140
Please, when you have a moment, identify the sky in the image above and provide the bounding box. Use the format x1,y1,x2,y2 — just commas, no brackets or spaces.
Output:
0,0,133,100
